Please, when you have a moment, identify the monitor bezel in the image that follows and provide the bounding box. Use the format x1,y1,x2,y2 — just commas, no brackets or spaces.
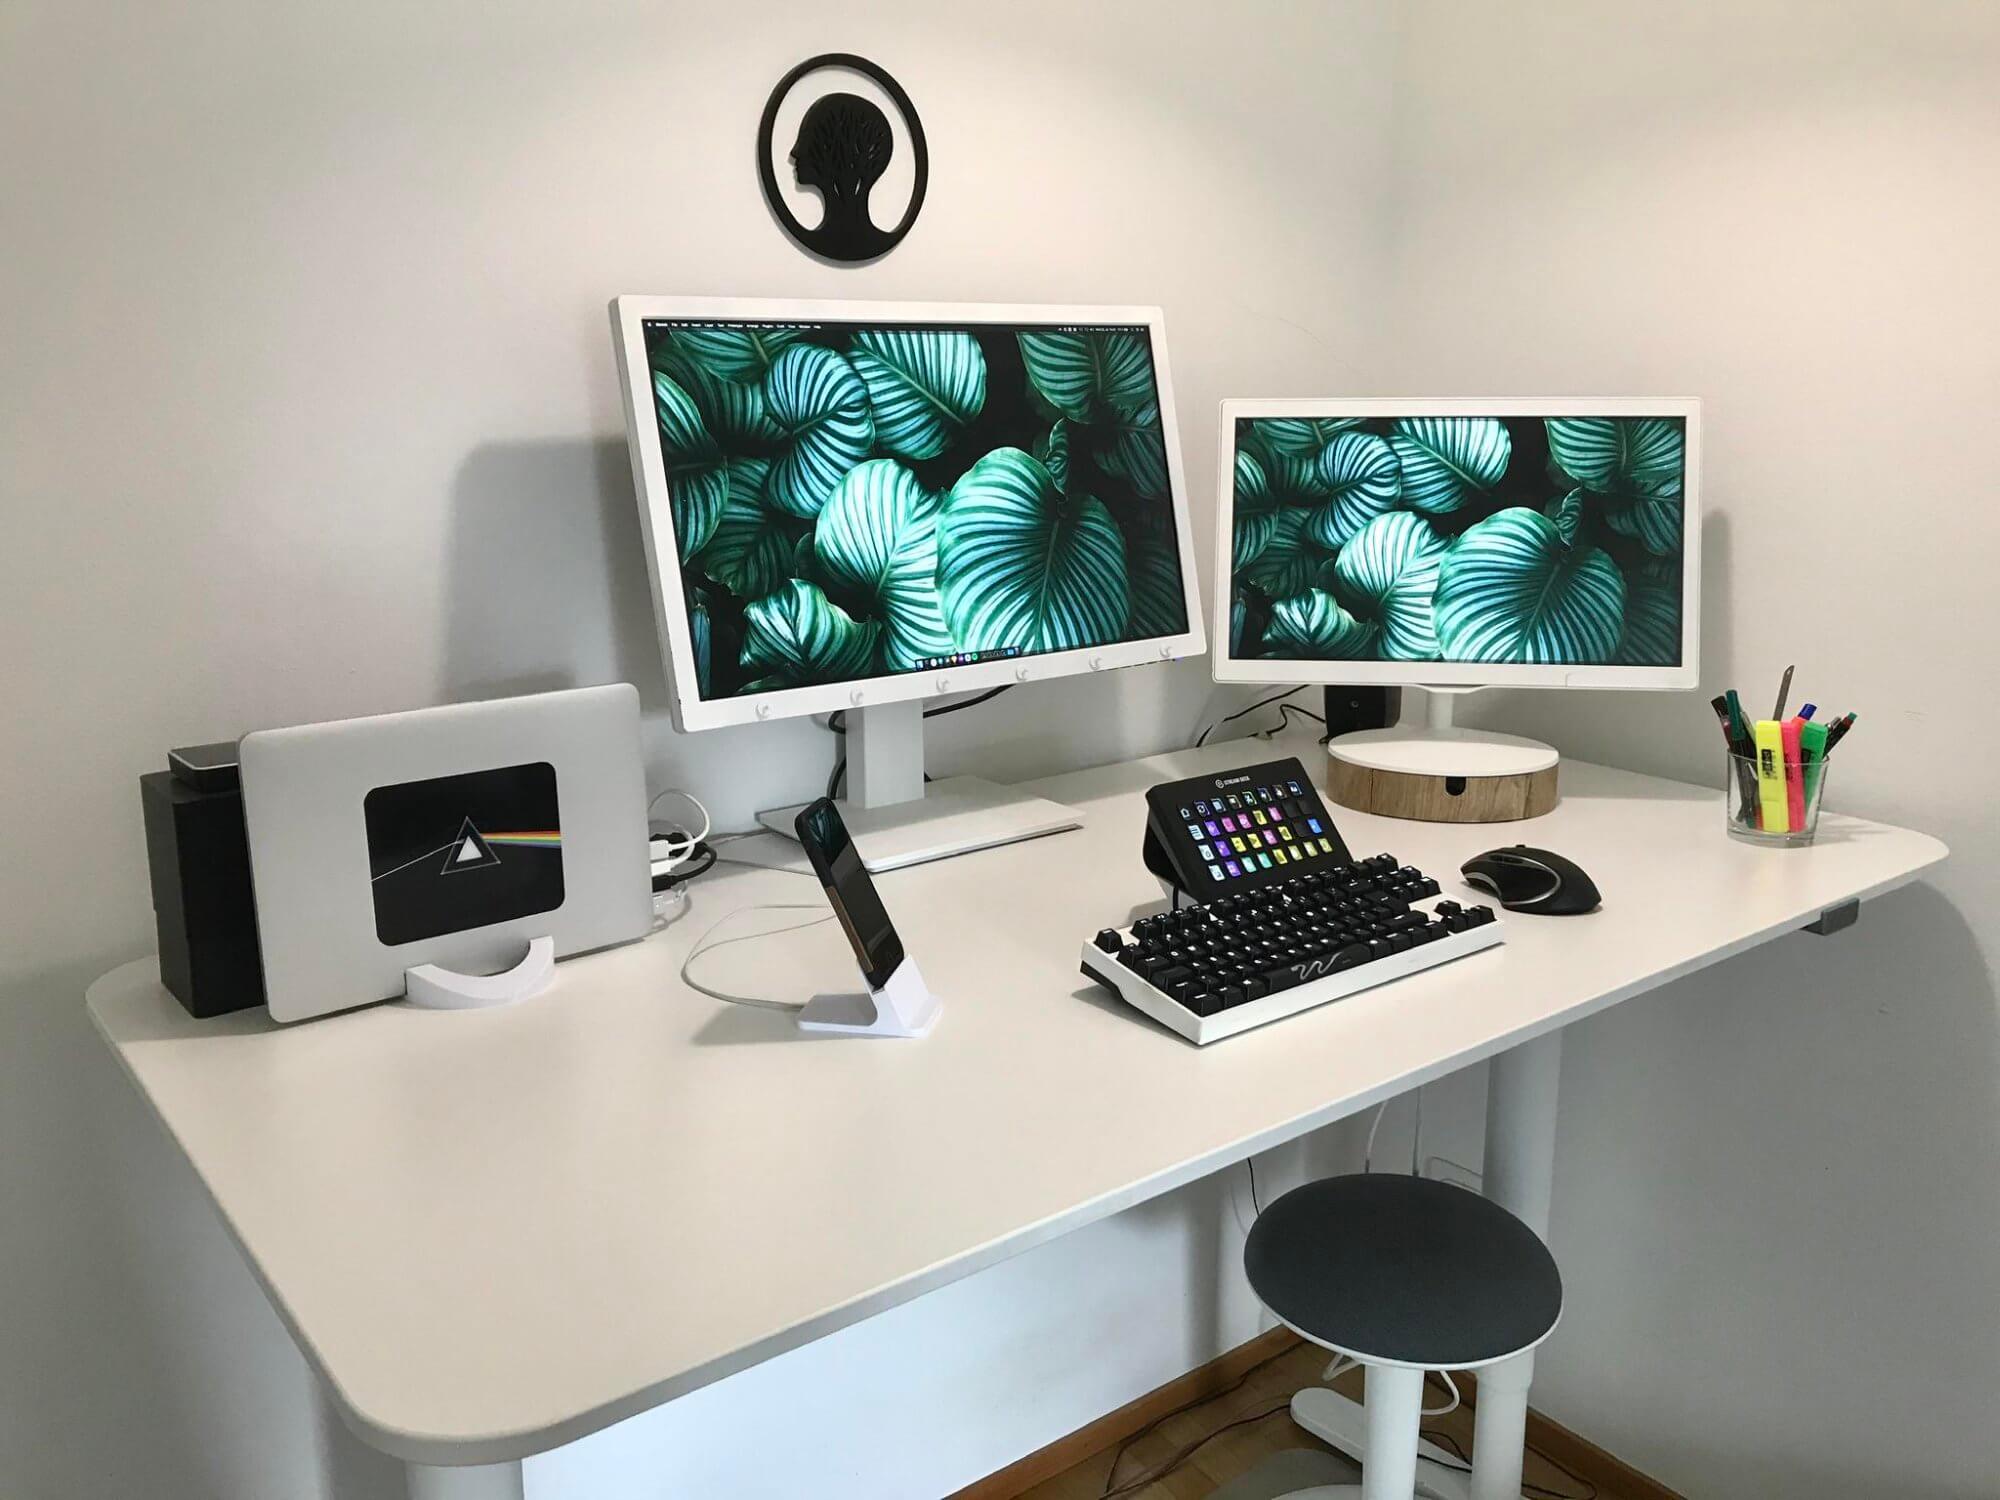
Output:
1213,396,1701,690
613,296,1208,733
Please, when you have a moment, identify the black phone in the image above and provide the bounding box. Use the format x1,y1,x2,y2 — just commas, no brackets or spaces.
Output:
793,799,907,990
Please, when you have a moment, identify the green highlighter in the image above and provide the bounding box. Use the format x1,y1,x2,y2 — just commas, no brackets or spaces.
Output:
1799,719,1830,808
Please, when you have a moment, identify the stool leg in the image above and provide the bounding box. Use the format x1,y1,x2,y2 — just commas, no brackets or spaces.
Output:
1362,1364,1425,1500
1468,1351,1534,1500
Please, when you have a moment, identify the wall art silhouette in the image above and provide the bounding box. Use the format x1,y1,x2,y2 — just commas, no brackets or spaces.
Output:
757,53,928,264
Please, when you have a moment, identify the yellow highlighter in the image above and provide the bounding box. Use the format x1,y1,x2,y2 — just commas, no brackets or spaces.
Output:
1753,719,1790,833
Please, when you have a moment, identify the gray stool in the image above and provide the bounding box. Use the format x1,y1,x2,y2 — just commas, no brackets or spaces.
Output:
1243,1174,1562,1500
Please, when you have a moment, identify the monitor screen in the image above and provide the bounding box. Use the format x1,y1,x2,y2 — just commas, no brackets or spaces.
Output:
640,316,1189,701
1227,412,1689,668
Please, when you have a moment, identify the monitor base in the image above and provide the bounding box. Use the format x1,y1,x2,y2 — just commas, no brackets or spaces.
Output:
1326,729,1559,823
759,775,1083,871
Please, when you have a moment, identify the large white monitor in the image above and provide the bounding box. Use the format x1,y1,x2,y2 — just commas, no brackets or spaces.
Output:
1214,398,1700,775
612,297,1206,866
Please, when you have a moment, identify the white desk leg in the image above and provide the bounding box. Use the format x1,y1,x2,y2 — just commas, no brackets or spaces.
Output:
1472,1029,1563,1500
406,1460,526,1500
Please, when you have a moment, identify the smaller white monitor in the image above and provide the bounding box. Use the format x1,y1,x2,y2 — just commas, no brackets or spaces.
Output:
1214,398,1701,691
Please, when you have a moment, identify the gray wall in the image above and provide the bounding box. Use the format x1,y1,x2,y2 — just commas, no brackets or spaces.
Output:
1,2,1396,1496
6,1,1991,1496
1380,4,1999,1496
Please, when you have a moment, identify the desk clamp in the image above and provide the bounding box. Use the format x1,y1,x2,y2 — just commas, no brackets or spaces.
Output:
1804,899,1860,937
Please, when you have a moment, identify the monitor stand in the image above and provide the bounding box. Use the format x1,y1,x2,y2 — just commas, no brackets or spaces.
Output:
1325,687,1559,822
758,700,1083,871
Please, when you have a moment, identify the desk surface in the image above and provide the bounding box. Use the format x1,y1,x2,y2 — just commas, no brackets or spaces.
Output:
87,745,1945,1464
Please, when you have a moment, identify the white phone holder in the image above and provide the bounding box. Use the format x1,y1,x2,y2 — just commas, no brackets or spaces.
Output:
404,935,555,1011
797,956,940,1038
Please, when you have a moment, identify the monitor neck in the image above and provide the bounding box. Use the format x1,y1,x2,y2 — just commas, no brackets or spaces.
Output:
847,700,926,810
1412,684,1486,733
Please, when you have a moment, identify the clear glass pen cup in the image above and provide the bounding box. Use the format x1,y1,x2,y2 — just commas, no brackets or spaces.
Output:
1725,749,1828,846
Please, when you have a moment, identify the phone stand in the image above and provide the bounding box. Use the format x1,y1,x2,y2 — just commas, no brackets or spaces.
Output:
404,935,555,1011
797,956,940,1038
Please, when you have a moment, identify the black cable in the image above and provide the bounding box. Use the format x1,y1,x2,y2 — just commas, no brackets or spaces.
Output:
651,840,716,893
1411,1385,1599,1500
1099,1399,1292,1499
1272,702,1327,738
1245,1155,1263,1216
1096,1340,1299,1498
1195,685,1308,749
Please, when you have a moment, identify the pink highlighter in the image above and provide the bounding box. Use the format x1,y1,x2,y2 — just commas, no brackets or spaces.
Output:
1782,717,1806,830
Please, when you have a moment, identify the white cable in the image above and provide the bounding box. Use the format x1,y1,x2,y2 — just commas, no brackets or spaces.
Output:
651,883,691,929
1411,1087,1424,1177
679,903,831,1012
1363,1099,1391,1172
647,788,711,876
1422,1369,1461,1418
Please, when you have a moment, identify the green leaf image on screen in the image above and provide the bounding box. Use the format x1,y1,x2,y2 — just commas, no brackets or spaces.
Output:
1333,510,1447,660
1231,411,1686,668
847,330,986,460
1388,416,1511,515
1255,416,1364,459
674,326,805,383
813,460,954,671
651,372,730,561
695,458,802,602
1018,330,1154,420
938,447,1129,654
644,316,1184,700
1433,507,1626,663
1548,416,1685,559
1263,590,1377,660
764,345,875,519
1307,432,1402,548
740,579,881,688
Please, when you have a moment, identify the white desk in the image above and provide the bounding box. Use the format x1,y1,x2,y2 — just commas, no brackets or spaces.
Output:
87,746,1945,1498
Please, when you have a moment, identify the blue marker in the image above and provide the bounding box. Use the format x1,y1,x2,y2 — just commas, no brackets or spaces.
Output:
1799,703,1817,720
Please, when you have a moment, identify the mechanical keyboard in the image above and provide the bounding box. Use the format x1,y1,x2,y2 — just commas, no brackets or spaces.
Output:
1080,853,1503,1045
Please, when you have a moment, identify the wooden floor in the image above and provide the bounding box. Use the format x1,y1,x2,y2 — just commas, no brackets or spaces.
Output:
1017,1340,1631,1500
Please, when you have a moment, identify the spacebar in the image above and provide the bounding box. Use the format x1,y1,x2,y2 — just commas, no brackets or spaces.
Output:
1259,944,1373,994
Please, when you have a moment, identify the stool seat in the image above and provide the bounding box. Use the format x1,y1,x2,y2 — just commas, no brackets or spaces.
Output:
1244,1173,1561,1369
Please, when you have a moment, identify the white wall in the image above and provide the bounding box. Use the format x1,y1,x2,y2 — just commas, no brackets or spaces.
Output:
0,3,1400,1496
1376,4,2000,1495
12,3,1993,1497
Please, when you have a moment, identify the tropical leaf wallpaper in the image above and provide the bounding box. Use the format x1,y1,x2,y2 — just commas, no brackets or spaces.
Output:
646,320,1187,698
1229,414,1686,666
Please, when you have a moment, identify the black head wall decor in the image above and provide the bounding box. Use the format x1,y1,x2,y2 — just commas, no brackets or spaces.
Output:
757,53,928,265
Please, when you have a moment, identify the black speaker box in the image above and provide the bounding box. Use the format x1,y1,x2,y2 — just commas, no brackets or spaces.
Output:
141,754,265,1018
1322,685,1401,739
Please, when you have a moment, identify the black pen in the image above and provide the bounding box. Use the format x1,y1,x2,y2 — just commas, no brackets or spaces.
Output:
1773,664,1794,720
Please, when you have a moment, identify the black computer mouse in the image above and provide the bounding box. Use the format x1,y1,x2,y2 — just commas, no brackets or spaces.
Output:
1460,846,1600,915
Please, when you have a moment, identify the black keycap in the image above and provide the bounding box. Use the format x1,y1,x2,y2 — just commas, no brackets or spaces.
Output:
1330,943,1373,971
1258,963,1301,994
1467,904,1496,926
1219,985,1248,1008
1094,929,1124,953
1434,899,1461,916
1387,911,1427,931
1366,939,1394,961
1242,976,1269,1001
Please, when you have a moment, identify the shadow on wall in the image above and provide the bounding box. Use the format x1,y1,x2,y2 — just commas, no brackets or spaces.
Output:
440,438,669,710
1545,879,2000,1500
439,438,832,829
